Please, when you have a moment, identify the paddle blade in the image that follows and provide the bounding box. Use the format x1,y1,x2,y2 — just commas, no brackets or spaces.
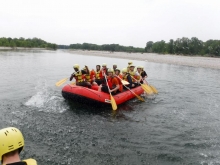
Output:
55,78,68,87
150,85,158,94
141,84,153,94
110,95,117,110
137,95,145,102
121,80,129,85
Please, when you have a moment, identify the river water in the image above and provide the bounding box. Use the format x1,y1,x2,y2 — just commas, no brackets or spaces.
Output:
0,50,220,165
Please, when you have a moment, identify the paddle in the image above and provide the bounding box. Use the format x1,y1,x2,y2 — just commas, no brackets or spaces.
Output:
149,85,158,94
131,76,153,94
117,76,145,102
104,73,117,111
121,79,129,85
55,78,68,87
56,70,80,87
141,78,158,94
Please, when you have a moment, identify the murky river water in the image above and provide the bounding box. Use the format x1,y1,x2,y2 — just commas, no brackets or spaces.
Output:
0,50,220,165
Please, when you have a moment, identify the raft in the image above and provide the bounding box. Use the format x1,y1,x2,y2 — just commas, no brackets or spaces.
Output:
62,84,144,107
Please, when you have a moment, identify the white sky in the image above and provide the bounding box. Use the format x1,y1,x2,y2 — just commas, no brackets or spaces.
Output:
0,0,219,47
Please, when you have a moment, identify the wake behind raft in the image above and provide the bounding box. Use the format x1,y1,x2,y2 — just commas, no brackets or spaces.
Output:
62,84,144,108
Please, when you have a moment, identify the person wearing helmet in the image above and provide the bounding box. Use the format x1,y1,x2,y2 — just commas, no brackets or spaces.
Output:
101,63,108,76
112,64,117,73
83,66,97,87
98,69,120,94
114,68,123,92
121,68,136,89
0,127,37,165
70,64,90,87
140,66,148,84
127,61,133,72
95,65,103,85
128,64,140,85
136,66,142,82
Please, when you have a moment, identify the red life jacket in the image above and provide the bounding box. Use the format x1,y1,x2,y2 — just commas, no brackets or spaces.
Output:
115,76,123,92
107,77,113,89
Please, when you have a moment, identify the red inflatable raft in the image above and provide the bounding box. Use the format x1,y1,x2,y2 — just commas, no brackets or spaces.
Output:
62,84,144,107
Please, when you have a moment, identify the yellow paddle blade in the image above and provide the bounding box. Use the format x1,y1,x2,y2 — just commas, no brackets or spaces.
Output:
110,95,117,110
121,80,129,85
150,85,158,94
141,84,153,94
136,95,145,102
55,78,68,87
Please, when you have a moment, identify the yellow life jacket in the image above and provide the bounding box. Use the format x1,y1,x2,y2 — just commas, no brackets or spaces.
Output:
23,159,37,165
85,73,91,82
3,158,37,165
75,71,83,82
129,70,136,82
96,70,101,79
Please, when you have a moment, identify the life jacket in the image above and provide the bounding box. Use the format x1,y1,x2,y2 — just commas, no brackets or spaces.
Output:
122,74,128,81
2,159,37,165
129,70,136,82
74,71,84,82
95,70,103,79
107,76,119,90
134,71,141,80
85,70,95,82
101,68,108,76
115,75,123,92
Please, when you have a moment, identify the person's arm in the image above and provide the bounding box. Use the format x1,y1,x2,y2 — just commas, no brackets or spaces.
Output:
70,73,75,81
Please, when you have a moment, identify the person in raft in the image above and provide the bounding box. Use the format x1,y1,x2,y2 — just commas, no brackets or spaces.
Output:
112,63,117,73
95,64,103,85
127,61,133,72
83,66,97,86
70,64,91,88
140,66,148,84
114,68,123,92
98,69,120,95
121,68,136,89
128,64,140,87
101,63,108,76
0,127,37,165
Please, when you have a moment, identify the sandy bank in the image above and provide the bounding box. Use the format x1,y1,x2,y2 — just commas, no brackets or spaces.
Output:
66,50,220,70
0,47,46,50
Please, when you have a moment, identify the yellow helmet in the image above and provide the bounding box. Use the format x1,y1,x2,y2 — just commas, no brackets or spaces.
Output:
107,68,114,73
128,61,133,65
0,127,24,161
115,68,120,72
140,66,144,69
113,63,117,66
73,64,79,69
102,63,107,67
129,64,135,67
137,66,142,69
122,68,127,73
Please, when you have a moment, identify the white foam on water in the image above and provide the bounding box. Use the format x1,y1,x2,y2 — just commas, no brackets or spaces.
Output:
25,79,68,113
25,91,46,108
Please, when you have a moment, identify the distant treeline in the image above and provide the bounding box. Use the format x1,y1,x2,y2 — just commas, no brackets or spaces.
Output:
145,37,220,56
0,37,57,50
59,43,145,53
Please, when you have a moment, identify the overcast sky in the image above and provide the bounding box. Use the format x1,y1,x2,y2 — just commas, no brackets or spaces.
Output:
0,0,219,47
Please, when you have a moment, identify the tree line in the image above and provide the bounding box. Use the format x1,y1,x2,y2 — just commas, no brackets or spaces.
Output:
59,43,145,53
145,37,220,56
0,37,57,50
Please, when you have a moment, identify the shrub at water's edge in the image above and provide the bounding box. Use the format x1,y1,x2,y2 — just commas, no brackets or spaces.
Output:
0,37,57,50
145,37,220,57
